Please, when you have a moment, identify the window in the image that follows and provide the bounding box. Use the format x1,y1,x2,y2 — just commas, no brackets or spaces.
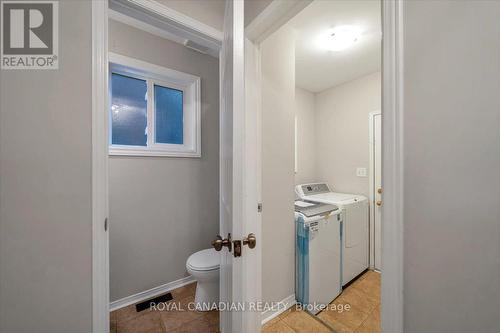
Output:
109,53,201,157
154,85,183,145
111,73,148,146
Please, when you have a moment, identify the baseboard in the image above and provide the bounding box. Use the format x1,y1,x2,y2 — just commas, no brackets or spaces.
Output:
261,294,296,325
109,275,196,312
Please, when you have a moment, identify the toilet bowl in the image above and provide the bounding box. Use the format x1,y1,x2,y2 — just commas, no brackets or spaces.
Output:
186,248,220,310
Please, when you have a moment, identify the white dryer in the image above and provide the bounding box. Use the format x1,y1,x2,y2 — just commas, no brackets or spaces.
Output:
296,183,369,286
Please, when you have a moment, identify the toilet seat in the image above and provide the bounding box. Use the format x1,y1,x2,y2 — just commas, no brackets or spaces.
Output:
187,249,220,271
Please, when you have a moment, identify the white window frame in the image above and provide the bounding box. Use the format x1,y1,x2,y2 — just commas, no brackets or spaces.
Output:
108,52,201,157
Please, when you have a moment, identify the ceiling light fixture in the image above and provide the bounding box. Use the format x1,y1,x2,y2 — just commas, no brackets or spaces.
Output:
318,25,362,52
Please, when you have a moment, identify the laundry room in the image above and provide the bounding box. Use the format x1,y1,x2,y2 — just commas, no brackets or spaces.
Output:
260,1,382,331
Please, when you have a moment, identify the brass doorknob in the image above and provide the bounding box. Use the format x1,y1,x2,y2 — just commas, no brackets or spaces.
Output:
377,188,383,194
376,200,382,206
212,234,232,252
243,233,256,249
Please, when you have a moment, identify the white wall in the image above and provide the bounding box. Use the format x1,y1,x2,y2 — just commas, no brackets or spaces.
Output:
108,21,219,301
294,87,317,185
261,26,296,304
315,72,381,197
0,2,92,332
403,1,500,332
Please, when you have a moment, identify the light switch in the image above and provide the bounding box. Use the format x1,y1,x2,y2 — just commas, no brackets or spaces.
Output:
356,167,367,177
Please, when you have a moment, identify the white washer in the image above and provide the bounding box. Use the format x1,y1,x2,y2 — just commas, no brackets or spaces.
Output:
296,183,369,286
295,200,342,313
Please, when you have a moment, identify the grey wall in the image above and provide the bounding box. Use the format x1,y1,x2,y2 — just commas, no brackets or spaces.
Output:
294,87,317,185
154,0,225,31
244,0,273,27
108,21,219,301
261,26,296,303
403,1,500,332
0,1,92,332
315,72,381,197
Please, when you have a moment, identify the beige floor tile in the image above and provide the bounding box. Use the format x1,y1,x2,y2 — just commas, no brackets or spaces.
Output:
358,272,380,290
372,305,380,321
319,303,370,332
111,281,222,333
281,306,298,316
317,312,354,333
281,310,332,333
261,306,298,331
171,283,197,301
203,310,219,326
159,308,204,332
262,316,282,330
178,295,195,309
351,276,380,302
334,286,378,314
362,271,381,283
116,311,164,333
354,306,380,333
262,319,296,333
170,317,217,333
113,305,145,323
309,271,381,333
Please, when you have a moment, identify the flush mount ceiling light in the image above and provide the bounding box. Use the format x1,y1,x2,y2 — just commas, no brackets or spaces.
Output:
318,25,362,51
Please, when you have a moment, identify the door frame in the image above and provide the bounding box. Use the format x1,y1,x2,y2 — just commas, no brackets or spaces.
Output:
93,0,405,332
246,0,405,332
91,1,231,332
381,0,405,332
368,110,381,271
91,1,109,332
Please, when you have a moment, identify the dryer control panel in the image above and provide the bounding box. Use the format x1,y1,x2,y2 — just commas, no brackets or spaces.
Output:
296,183,331,197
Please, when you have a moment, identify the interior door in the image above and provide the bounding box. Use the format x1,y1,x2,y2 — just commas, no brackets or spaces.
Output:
219,1,262,332
374,113,382,270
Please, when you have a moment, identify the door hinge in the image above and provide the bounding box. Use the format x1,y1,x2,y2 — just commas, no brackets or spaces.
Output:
257,203,262,212
104,218,108,232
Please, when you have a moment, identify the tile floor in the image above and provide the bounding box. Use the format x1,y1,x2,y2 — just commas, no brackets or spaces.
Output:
262,270,380,333
110,282,219,333
262,307,333,333
111,271,380,333
318,270,380,333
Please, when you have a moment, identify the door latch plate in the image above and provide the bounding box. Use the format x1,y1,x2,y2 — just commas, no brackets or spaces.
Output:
233,240,242,257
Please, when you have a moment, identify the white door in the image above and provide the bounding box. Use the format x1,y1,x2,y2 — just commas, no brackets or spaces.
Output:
219,1,262,332
373,113,382,270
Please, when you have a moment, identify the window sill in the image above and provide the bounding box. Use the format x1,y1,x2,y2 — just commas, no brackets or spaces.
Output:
109,147,201,158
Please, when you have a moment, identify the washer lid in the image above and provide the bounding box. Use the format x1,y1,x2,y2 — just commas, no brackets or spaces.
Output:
187,248,220,271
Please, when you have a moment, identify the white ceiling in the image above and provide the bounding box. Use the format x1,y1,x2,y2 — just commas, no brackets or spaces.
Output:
288,0,381,93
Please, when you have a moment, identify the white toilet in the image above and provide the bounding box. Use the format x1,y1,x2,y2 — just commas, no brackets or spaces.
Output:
186,248,220,310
